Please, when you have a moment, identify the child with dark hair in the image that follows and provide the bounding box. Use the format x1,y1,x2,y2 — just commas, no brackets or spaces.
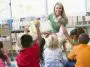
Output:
70,27,85,45
64,27,85,67
68,33,90,67
70,29,78,45
16,21,41,67
0,41,11,67
20,34,33,48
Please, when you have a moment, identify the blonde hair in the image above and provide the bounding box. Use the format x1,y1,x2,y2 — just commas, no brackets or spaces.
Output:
54,2,68,24
48,34,59,49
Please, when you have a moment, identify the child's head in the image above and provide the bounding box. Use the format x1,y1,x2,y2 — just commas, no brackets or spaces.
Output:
78,33,89,44
0,41,3,49
48,34,59,49
21,34,33,48
70,27,85,40
77,27,85,35
70,29,78,39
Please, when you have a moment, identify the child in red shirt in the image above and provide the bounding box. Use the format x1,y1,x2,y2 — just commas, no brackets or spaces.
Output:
16,21,41,67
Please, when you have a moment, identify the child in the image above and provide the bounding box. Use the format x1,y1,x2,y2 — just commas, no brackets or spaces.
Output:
70,27,85,45
68,33,90,67
0,41,11,67
64,27,85,67
43,34,64,67
16,21,41,67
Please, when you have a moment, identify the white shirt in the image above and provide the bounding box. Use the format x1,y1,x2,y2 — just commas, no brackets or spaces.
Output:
44,48,63,62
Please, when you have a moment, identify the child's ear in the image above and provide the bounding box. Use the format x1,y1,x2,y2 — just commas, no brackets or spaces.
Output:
29,42,33,47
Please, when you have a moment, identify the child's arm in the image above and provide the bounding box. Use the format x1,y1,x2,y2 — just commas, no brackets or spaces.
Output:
68,48,76,60
63,43,68,59
35,20,42,43
1,48,11,65
61,24,74,47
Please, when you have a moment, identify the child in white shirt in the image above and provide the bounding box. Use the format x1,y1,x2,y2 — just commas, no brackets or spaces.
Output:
43,34,64,67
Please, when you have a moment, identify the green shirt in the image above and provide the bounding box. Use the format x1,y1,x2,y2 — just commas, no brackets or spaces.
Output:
48,14,68,32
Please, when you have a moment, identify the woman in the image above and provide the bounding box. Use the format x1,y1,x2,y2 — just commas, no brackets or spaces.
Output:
48,2,68,33
29,2,68,37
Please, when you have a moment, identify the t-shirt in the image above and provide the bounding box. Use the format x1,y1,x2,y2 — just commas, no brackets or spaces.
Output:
16,41,40,67
68,44,90,67
44,48,63,62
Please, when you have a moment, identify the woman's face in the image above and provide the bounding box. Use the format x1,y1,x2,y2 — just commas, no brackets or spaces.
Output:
55,4,63,17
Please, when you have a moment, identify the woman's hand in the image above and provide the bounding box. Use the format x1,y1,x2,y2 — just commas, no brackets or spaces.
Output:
58,16,62,23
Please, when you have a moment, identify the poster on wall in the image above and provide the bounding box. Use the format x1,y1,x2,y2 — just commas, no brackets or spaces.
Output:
1,24,10,36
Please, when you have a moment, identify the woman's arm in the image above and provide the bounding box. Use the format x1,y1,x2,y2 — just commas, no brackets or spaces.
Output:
60,24,74,47
58,16,68,26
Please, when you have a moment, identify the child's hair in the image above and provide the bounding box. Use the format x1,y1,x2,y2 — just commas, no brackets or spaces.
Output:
70,29,77,39
48,34,59,49
79,33,89,44
20,34,33,48
0,41,6,61
40,38,45,60
76,27,85,36
70,27,85,39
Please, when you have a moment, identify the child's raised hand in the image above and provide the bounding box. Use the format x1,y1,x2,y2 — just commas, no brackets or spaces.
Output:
35,20,40,29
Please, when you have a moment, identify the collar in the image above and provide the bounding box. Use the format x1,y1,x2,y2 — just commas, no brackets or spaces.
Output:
79,44,88,47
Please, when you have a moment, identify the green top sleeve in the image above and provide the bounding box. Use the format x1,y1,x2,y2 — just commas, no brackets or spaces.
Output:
61,17,68,26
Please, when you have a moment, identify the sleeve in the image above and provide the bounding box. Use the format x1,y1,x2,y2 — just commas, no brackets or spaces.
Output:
32,41,40,56
47,14,51,20
68,48,76,60
61,17,68,26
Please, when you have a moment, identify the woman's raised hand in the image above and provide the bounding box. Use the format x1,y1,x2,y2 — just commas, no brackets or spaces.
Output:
58,16,62,23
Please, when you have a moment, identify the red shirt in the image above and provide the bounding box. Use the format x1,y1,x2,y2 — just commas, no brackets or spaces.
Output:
16,41,40,67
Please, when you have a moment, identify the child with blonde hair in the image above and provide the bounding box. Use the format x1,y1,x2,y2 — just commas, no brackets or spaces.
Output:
43,34,64,67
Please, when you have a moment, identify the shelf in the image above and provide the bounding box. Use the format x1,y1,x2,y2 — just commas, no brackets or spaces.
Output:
11,29,24,33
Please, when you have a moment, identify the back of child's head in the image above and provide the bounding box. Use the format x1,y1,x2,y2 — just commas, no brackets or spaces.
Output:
48,34,59,49
78,33,89,44
0,41,6,61
77,27,85,36
21,34,33,48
